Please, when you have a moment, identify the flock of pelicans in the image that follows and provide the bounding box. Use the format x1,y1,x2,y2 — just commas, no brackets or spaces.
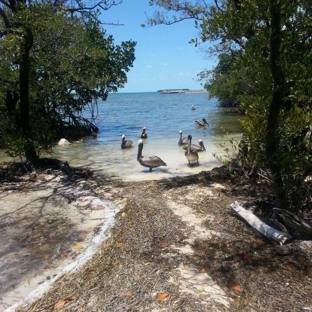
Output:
121,117,209,173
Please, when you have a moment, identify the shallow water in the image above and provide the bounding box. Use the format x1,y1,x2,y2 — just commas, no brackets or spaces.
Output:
0,92,243,181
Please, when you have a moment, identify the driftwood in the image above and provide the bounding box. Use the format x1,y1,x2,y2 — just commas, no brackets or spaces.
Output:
272,208,312,236
275,240,312,255
230,201,289,244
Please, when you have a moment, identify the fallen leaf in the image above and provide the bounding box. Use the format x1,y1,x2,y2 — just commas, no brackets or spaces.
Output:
54,300,66,308
256,239,262,244
184,265,190,270
161,242,169,248
60,253,67,258
198,294,206,300
227,283,242,293
44,254,51,260
67,295,76,301
286,264,292,270
199,268,206,273
144,262,150,266
157,293,168,300
79,233,86,239
73,245,83,250
125,291,132,296
142,215,147,219
117,242,123,247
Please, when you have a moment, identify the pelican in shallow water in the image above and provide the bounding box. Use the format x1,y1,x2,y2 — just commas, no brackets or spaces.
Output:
121,134,133,149
137,139,167,172
185,135,199,165
178,130,188,146
182,139,206,152
195,118,209,127
140,127,147,138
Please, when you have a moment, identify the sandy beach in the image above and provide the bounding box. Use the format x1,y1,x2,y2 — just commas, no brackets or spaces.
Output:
1,162,311,312
0,161,201,309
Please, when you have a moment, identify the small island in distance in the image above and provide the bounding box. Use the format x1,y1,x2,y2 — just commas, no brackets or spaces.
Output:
157,89,208,94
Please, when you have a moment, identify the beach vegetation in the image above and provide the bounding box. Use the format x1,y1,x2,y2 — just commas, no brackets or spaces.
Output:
0,0,136,163
146,0,312,210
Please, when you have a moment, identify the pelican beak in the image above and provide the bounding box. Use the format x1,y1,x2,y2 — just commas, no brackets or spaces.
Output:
199,140,206,151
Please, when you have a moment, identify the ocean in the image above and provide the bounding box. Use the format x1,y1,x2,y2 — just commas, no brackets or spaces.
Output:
0,92,243,181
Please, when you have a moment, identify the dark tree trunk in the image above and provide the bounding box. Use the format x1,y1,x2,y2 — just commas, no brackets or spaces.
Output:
19,27,38,163
266,0,286,206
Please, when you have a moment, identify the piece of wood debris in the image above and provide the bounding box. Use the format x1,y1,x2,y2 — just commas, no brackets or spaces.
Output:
273,208,312,236
230,201,288,244
275,241,312,255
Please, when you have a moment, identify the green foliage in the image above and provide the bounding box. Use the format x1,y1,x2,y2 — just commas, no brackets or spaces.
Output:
146,0,312,208
198,53,244,108
0,1,136,162
212,127,239,169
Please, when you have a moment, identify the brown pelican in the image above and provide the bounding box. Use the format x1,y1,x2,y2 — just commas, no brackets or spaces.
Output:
185,135,199,165
195,118,209,127
137,139,167,172
182,139,206,152
140,127,147,138
121,134,133,149
178,130,188,146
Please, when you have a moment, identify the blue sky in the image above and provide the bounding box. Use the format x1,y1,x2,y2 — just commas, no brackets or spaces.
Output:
100,0,216,93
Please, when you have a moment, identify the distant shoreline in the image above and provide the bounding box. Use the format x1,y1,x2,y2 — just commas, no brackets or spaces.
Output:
157,89,208,94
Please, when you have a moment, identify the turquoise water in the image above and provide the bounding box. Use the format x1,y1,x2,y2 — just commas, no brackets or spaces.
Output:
0,92,243,181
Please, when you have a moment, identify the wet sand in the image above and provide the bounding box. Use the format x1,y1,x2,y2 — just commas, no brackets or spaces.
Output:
0,175,120,311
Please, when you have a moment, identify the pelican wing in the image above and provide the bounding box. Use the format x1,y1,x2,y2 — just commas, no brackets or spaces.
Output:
125,140,133,147
141,155,167,167
182,144,205,152
139,155,167,168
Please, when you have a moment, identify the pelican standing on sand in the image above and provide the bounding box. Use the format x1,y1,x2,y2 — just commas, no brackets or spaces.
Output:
185,135,199,165
195,118,209,127
140,127,147,138
121,134,133,149
182,139,206,152
178,130,188,146
137,139,167,172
